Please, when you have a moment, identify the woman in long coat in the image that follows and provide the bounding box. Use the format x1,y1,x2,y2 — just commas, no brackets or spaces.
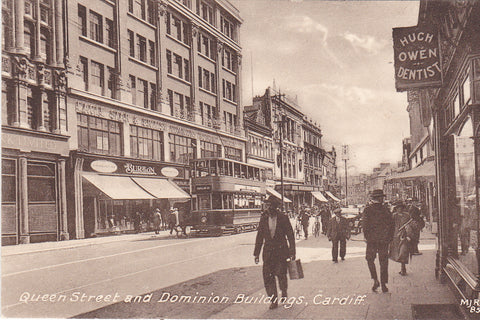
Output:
389,201,416,276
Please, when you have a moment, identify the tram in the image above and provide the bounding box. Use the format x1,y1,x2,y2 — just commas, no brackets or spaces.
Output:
189,157,267,236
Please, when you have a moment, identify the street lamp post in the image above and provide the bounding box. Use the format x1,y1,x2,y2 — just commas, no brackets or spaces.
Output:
342,145,350,207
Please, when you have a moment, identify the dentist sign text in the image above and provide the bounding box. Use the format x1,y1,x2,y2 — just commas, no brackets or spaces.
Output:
393,26,442,91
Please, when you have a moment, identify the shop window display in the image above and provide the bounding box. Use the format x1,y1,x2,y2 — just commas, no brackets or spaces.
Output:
453,118,478,276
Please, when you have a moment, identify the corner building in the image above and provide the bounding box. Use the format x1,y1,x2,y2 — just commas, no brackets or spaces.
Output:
2,0,69,244
65,0,244,239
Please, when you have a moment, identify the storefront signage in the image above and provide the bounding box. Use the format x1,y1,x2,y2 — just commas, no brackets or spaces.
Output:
392,26,442,91
91,160,118,173
195,185,212,192
161,167,179,177
234,185,261,193
2,130,69,156
124,163,156,175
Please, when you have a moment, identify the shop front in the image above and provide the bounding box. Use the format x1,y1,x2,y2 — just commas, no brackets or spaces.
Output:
68,153,190,238
2,127,70,245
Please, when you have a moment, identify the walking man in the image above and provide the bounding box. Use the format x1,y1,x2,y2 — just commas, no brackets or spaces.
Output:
363,189,395,293
254,196,296,310
153,208,162,234
300,207,310,240
327,208,350,263
406,197,425,255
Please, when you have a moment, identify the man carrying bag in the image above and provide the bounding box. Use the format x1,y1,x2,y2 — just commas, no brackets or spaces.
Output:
254,195,296,310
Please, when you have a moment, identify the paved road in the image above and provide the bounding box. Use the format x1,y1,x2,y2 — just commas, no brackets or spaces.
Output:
1,232,261,318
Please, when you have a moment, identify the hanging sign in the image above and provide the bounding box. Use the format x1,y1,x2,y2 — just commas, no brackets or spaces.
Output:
392,26,442,91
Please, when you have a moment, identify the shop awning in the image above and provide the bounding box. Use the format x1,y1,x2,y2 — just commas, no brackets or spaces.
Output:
131,177,190,201
82,173,156,200
387,161,435,180
267,187,292,203
326,191,341,202
311,191,328,202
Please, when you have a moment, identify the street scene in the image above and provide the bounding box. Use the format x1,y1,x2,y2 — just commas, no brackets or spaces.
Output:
1,0,480,319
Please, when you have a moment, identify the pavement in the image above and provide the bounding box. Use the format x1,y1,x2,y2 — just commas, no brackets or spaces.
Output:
65,229,462,320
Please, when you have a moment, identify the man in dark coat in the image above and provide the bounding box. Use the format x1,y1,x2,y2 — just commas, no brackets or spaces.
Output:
254,196,296,310
320,205,330,235
300,207,310,239
327,208,350,262
363,189,395,293
406,197,425,255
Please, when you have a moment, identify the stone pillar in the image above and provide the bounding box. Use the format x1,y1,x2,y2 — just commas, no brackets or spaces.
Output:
14,0,25,53
54,0,63,66
18,157,30,244
74,158,85,239
236,53,243,135
157,0,169,114
190,23,199,123
34,0,42,61
58,159,69,240
215,39,223,128
37,88,47,131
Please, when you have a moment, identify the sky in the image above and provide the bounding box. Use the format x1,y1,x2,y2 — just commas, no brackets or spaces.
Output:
232,0,420,175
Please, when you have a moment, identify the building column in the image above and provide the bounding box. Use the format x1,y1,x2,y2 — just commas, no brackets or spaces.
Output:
74,158,85,239
54,0,63,66
37,88,47,131
14,0,25,53
157,0,169,114
18,157,30,244
58,159,69,240
215,39,223,128
190,23,200,123
34,0,43,61
236,53,243,134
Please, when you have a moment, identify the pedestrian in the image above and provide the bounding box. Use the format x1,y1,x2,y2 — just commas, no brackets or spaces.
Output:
169,207,179,235
362,189,395,293
254,196,296,310
406,197,425,255
300,207,310,239
153,208,162,235
327,208,350,263
320,205,330,235
133,211,142,233
389,201,415,276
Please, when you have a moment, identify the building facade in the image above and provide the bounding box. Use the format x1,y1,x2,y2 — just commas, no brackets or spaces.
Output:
244,89,274,187
398,0,480,312
2,0,70,244
64,0,245,239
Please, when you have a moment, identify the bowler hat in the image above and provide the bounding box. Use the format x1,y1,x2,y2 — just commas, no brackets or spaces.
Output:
370,189,385,198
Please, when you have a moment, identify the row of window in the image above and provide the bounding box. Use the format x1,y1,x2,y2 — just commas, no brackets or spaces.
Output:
304,151,322,168
248,135,273,160
223,111,238,134
77,114,242,163
128,30,156,66
196,193,262,211
167,50,190,81
222,79,237,102
304,130,321,148
128,0,156,25
129,75,157,110
197,33,216,60
78,5,115,48
167,89,193,121
200,102,218,128
79,56,116,98
444,58,480,127
166,11,190,46
198,67,216,93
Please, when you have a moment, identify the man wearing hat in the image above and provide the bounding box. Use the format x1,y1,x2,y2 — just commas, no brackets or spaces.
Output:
254,195,296,310
406,197,424,255
327,207,350,263
363,189,395,293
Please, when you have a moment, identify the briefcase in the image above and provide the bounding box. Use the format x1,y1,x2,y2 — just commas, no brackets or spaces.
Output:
287,259,304,280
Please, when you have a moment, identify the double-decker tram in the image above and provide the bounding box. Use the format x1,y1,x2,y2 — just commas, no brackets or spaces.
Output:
189,157,267,236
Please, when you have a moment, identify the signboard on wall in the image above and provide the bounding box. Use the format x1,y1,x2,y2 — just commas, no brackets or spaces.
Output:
392,26,442,91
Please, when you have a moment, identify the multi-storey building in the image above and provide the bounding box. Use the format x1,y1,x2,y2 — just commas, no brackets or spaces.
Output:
395,0,480,308
64,0,244,239
244,90,274,187
323,147,339,198
2,0,70,244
